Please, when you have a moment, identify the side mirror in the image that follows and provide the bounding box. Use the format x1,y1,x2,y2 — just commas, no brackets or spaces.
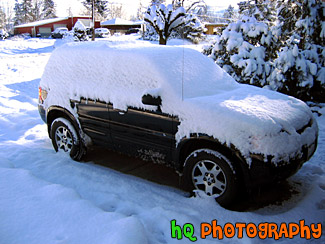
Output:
142,94,162,106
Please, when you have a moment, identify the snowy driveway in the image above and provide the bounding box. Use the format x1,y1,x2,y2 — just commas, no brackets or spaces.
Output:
0,38,324,243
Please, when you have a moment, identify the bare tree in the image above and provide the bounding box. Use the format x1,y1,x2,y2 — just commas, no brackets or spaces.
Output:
144,4,186,45
133,0,146,21
0,7,6,29
172,0,206,12
106,3,126,19
0,0,14,32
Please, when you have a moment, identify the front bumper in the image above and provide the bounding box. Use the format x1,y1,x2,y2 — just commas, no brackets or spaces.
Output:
38,104,46,123
247,139,318,187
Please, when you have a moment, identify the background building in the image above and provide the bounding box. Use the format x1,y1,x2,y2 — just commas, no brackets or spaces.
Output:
14,16,100,37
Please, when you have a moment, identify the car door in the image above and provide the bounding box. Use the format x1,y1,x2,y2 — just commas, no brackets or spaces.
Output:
76,98,114,147
108,104,176,164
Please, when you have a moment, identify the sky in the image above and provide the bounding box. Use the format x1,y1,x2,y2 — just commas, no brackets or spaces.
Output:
53,0,242,18
0,0,241,20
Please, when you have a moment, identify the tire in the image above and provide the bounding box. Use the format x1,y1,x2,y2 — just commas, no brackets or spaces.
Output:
182,149,238,207
50,118,84,160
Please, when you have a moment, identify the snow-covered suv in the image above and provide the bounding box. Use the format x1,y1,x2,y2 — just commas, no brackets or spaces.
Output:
38,42,318,207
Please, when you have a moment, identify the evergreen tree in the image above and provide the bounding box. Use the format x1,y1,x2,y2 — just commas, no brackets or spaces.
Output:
32,0,42,21
270,0,325,101
73,20,89,41
14,0,34,25
222,5,237,23
82,0,108,19
238,0,276,23
14,0,22,25
204,0,325,102
42,0,56,19
208,16,276,86
21,0,34,23
182,13,206,43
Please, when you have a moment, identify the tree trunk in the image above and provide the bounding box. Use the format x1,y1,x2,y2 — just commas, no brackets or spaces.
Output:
158,32,167,45
159,38,167,45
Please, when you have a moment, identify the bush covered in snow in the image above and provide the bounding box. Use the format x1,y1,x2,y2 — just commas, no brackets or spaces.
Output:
73,20,89,42
204,0,325,102
176,13,206,44
0,29,9,40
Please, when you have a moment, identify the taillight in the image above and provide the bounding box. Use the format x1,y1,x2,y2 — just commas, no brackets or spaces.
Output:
39,87,48,104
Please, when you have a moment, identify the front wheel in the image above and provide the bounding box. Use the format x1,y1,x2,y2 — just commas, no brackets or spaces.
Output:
50,118,84,160
182,149,239,207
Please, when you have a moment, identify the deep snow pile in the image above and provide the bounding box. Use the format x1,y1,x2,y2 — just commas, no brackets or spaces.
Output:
0,38,324,243
41,42,317,162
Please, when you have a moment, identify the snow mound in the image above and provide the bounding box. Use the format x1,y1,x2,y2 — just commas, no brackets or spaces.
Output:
0,166,148,244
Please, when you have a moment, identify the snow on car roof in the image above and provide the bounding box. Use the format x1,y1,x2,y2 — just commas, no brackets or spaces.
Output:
41,41,237,105
41,42,317,162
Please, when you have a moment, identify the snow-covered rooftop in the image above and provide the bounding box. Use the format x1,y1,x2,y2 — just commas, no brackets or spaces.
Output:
101,18,136,26
15,17,69,28
14,16,96,28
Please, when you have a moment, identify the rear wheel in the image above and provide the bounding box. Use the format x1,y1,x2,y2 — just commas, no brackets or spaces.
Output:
50,118,84,160
182,149,238,207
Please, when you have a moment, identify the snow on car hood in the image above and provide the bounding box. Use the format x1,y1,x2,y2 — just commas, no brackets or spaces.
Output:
174,85,318,162
41,42,318,164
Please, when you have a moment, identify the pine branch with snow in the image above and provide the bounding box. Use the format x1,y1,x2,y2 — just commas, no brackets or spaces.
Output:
42,0,57,19
204,0,325,102
270,0,325,101
208,17,276,86
238,0,276,23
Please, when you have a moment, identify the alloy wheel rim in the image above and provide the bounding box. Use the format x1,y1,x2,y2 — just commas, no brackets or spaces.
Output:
55,126,73,153
192,160,227,197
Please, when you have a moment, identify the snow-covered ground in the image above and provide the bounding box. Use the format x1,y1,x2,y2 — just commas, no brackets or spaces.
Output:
0,37,324,243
